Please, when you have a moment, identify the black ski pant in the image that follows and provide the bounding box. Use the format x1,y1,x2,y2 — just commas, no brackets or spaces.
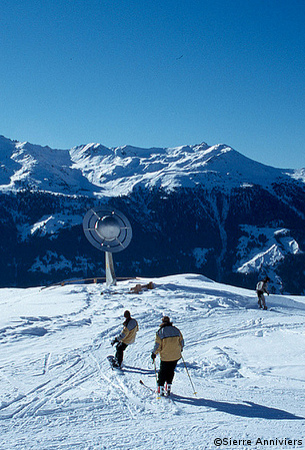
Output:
157,360,178,386
115,342,128,366
257,290,266,308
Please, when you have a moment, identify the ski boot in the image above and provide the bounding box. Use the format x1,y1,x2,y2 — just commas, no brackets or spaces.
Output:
165,383,172,397
112,358,121,368
157,386,165,397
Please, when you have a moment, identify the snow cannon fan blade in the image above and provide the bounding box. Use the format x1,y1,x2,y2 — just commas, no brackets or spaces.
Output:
83,207,132,286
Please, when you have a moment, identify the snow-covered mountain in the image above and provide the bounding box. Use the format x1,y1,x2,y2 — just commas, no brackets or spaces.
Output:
1,135,305,293
1,275,305,449
1,135,304,196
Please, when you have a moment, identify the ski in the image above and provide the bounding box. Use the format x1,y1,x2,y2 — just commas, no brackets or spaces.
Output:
139,380,174,400
139,379,155,393
140,379,162,399
139,380,162,399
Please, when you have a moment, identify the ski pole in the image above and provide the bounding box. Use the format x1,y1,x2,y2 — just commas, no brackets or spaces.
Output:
153,359,158,386
181,355,197,396
153,359,161,398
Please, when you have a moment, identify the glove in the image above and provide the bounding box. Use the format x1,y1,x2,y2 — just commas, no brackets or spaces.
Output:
151,353,156,362
111,338,118,346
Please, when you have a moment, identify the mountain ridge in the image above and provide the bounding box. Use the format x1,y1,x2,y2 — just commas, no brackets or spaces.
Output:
1,135,304,197
1,135,305,293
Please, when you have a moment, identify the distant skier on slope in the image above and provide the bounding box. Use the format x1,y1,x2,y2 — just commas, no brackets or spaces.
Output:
256,276,270,310
151,316,184,397
110,310,139,368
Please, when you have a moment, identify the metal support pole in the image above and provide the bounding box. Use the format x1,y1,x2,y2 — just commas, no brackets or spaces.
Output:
105,251,117,286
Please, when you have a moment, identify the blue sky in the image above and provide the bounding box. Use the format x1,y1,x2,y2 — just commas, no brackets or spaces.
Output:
1,0,304,168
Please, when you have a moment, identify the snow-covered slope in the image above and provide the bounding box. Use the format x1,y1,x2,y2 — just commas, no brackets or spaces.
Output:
1,274,305,449
1,135,303,196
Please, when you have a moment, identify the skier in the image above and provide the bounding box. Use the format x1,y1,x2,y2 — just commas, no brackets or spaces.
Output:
256,276,270,310
151,316,184,397
110,310,138,368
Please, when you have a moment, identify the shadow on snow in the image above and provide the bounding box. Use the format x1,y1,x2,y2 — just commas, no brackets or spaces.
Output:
123,365,155,375
172,395,304,420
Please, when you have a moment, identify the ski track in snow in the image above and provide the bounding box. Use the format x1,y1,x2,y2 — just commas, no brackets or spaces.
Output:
0,275,305,450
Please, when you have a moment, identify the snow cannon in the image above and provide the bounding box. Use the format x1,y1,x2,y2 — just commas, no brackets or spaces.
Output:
83,207,132,286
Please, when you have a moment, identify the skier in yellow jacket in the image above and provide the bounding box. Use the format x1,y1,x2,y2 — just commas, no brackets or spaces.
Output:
111,310,138,368
151,316,184,397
